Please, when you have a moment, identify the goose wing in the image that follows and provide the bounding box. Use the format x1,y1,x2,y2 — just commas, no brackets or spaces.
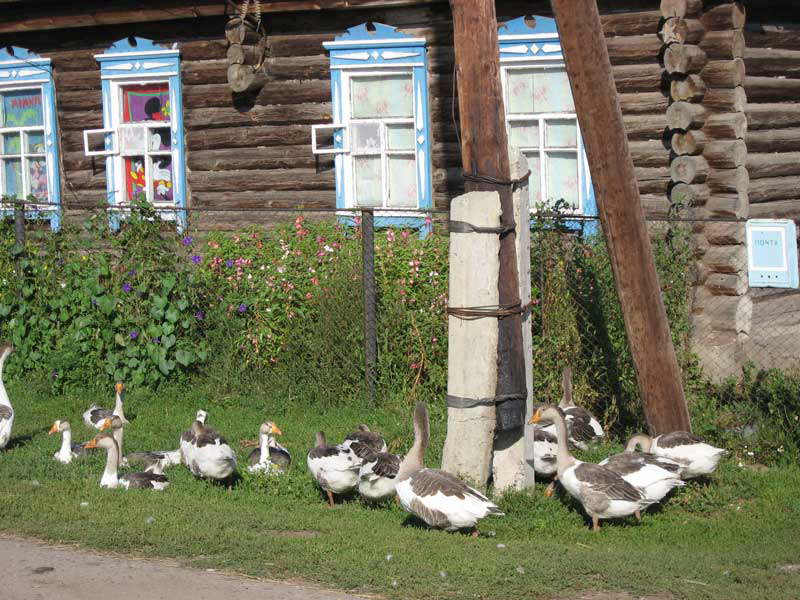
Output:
122,471,170,490
84,406,112,428
268,444,292,470
369,452,401,479
566,414,597,445
573,463,644,503
656,431,704,448
247,447,261,466
344,430,386,454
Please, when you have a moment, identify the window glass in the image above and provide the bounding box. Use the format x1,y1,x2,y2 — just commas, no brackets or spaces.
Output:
354,157,382,206
508,121,539,149
388,156,417,207
121,83,170,123
1,89,44,127
0,89,48,201
152,156,174,204
548,152,579,208
351,74,413,118
546,119,577,147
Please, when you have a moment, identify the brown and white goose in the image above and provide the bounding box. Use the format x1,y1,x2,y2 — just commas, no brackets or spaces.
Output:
183,417,237,481
558,367,604,450
179,409,207,464
529,405,653,531
355,443,402,502
395,402,503,534
83,382,127,430
99,415,128,467
635,432,727,479
341,424,387,465
248,421,291,474
0,342,14,450
48,420,94,464
84,433,169,490
306,431,359,507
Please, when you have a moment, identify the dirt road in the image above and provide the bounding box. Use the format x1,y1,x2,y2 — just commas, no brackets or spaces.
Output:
0,535,362,600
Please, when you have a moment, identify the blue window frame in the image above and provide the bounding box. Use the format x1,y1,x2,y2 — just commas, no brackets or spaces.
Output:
314,23,432,232
498,16,598,233
83,38,187,230
0,47,61,231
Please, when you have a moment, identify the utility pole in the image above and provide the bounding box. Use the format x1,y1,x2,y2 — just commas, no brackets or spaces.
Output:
550,0,691,433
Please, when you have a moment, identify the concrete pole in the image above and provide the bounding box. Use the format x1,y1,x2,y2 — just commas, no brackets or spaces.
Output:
441,191,501,486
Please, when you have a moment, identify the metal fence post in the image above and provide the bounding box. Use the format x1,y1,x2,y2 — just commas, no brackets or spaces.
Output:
361,208,377,405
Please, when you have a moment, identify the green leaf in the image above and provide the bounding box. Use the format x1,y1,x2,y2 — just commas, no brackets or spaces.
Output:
158,357,174,375
196,349,208,362
162,334,176,350
131,371,145,386
176,299,189,311
149,307,165,320
162,322,175,335
175,349,194,366
0,304,10,317
114,333,127,347
96,295,116,316
165,308,179,323
161,277,176,295
153,295,168,310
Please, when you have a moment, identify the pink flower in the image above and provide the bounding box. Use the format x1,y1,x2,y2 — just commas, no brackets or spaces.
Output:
354,216,362,226
424,215,432,227
250,233,258,239
431,337,438,343
311,277,319,286
386,229,395,242
401,230,411,240
305,292,313,300
233,236,241,244
208,241,220,249
410,362,419,370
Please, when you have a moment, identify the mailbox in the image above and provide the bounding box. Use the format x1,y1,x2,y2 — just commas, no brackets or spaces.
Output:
746,219,799,289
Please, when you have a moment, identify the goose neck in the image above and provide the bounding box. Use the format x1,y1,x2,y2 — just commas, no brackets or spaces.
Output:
547,407,575,476
0,351,10,407
259,432,270,461
113,392,126,422
59,429,72,457
398,404,428,480
101,441,120,488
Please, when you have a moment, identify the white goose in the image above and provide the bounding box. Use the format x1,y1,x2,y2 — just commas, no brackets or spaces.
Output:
638,432,727,479
183,418,238,481
0,342,14,450
247,421,291,474
306,431,359,507
84,433,169,490
355,444,402,502
180,409,207,464
530,405,653,531
48,420,94,464
341,424,387,466
83,382,127,430
395,402,503,534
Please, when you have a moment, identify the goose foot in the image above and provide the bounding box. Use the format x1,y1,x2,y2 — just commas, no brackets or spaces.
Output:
471,529,480,538
591,516,600,532
327,490,335,508
634,510,641,521
544,481,556,498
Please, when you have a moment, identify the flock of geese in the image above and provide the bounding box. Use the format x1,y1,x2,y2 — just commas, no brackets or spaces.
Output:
0,342,728,533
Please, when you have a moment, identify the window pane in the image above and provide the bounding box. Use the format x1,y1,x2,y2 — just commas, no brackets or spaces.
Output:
25,130,46,154
2,158,23,198
1,89,44,127
119,126,147,155
121,83,171,123
351,74,413,118
536,70,574,113
506,70,535,114
351,122,381,154
1,133,20,155
547,152,579,210
28,158,48,200
125,157,147,203
387,124,415,150
354,157,382,207
508,120,539,149
387,155,417,207
546,120,577,147
524,152,542,207
152,156,174,204
150,127,171,152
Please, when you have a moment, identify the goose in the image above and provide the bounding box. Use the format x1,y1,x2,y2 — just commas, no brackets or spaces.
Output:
529,405,653,531
558,367,603,450
180,409,207,464
247,421,291,474
83,382,127,430
531,427,558,479
395,402,503,534
0,342,14,450
84,433,169,490
354,443,402,502
126,449,182,474
637,432,727,479
307,431,359,507
183,418,237,481
341,424,387,465
99,415,128,467
48,420,94,464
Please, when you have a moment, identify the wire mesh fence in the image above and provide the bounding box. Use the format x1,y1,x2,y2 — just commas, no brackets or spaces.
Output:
1,199,798,432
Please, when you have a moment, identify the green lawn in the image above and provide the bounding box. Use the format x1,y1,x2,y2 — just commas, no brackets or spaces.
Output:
1,379,799,600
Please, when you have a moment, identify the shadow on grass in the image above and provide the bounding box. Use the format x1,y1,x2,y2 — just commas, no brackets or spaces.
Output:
5,432,36,450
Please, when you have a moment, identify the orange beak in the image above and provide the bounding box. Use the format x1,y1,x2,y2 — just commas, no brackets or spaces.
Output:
115,382,124,394
84,438,99,449
270,424,283,435
544,486,555,498
527,408,543,425
48,423,59,435
99,418,113,432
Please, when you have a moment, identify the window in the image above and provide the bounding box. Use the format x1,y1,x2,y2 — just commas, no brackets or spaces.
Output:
498,16,597,228
83,38,186,229
0,47,61,230
313,23,432,229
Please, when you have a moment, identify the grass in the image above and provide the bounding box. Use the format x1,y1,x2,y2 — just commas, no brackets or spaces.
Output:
1,378,799,600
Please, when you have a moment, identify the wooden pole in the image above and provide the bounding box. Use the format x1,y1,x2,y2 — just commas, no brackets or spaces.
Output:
449,0,527,430
550,0,691,433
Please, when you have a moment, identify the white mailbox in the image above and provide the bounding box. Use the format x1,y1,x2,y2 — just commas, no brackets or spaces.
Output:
746,219,799,288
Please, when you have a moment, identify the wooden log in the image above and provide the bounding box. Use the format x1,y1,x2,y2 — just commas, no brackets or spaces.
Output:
707,166,749,194
601,10,663,37
699,29,745,60
612,64,665,93
227,44,246,65
225,18,248,44
744,25,800,51
666,101,706,130
641,194,672,218
53,70,101,91
744,76,800,103
701,59,745,87
660,0,702,19
746,104,800,131
618,92,669,114
555,0,691,434
700,3,746,32
605,35,664,65
264,55,330,80
743,47,800,79
703,245,746,274
185,103,331,129
670,182,710,206
659,17,704,45
227,64,267,93
705,222,745,246
703,112,747,139
671,155,709,183
747,152,800,179
57,110,104,132
670,74,706,102
188,168,334,192
671,130,707,155
749,176,800,203
188,189,337,209
706,272,746,296
629,140,671,167
183,80,330,109
187,146,324,171
186,124,312,150
747,128,800,153
636,167,672,194
622,114,670,141
749,199,800,220
703,86,747,111
703,139,746,168
706,192,747,218
664,43,708,75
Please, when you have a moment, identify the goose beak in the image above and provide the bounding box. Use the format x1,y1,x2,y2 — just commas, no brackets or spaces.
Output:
84,438,99,450
99,418,112,432
544,486,554,498
528,408,543,425
115,382,124,394
271,424,283,435
48,423,59,435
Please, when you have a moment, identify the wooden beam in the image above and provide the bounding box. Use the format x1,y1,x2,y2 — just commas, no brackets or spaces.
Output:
449,0,526,430
551,0,691,434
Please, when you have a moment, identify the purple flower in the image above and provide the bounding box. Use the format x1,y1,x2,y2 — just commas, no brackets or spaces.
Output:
128,268,137,276
130,331,139,340
51,369,58,379
122,282,132,293
182,236,193,246
195,310,205,320
191,255,201,264
237,303,247,314
225,259,234,268
91,298,98,306
152,337,160,344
